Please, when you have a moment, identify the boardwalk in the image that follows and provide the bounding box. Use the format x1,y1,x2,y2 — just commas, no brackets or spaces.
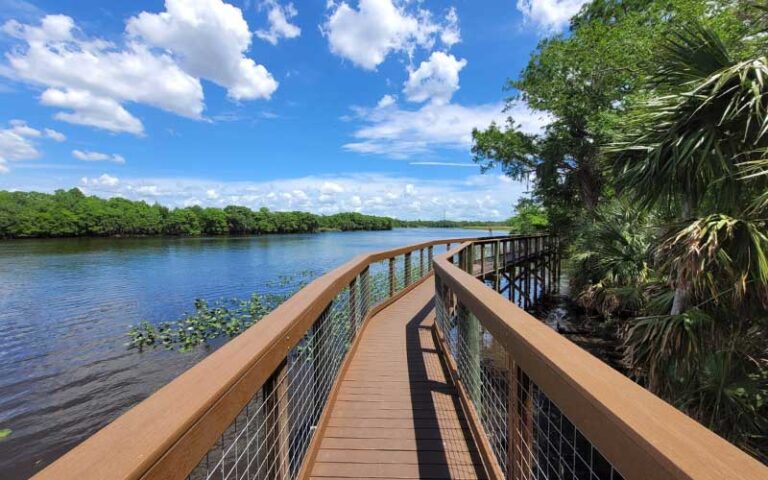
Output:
34,236,767,480
310,279,486,479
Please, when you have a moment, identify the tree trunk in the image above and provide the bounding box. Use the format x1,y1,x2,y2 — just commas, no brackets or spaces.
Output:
670,198,694,315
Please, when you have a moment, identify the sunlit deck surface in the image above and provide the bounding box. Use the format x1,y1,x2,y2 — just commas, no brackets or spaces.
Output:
310,278,485,479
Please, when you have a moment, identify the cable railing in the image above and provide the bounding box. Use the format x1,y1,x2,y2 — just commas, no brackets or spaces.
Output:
433,237,767,480
32,237,478,480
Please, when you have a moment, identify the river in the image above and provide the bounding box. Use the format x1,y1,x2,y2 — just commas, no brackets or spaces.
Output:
0,228,488,478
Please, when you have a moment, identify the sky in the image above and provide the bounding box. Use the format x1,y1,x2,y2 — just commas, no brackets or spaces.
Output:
0,0,586,220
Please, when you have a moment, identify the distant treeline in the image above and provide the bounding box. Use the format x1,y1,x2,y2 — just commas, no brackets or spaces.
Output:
392,219,510,229
0,189,393,238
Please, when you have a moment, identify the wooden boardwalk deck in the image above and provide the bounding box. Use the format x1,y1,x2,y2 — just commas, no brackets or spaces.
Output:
309,278,486,479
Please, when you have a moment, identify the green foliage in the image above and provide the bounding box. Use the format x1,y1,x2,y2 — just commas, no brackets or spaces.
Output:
475,0,768,459
0,428,11,440
608,23,768,214
0,189,394,238
472,0,749,234
507,198,549,234
570,200,656,317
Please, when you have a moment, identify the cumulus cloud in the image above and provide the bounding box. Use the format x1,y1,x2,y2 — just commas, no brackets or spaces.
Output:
2,1,276,135
41,88,145,135
255,0,300,45
323,0,460,70
127,0,277,101
81,173,119,187
46,173,528,220
3,14,203,133
72,149,125,164
344,98,550,158
0,119,65,173
516,0,589,33
403,51,466,105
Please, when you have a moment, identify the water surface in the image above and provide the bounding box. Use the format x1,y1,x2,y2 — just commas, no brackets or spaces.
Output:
0,228,486,478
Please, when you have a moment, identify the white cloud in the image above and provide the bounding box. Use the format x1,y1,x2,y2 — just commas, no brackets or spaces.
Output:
2,2,277,135
403,51,466,105
255,1,301,45
377,94,396,108
127,0,278,101
0,119,64,173
440,7,460,47
40,88,146,135
323,0,459,70
516,0,589,33
81,173,119,187
321,181,344,194
344,98,550,158
29,172,528,220
72,149,125,164
3,15,204,131
410,161,476,167
44,128,66,142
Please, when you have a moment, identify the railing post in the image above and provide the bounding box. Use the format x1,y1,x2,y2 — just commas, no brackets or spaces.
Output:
507,359,534,480
349,277,357,336
523,238,530,309
263,359,290,480
420,248,425,278
494,240,501,292
458,302,481,408
360,266,370,317
404,252,412,286
314,306,330,420
555,236,561,294
388,257,396,297
480,243,486,276
428,246,433,272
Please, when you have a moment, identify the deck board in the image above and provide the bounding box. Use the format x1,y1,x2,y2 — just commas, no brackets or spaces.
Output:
309,278,487,479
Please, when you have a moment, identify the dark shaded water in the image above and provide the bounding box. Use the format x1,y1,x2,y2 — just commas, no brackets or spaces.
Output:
0,228,485,478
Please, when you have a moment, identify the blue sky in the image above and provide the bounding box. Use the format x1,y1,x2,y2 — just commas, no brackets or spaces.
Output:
0,0,583,220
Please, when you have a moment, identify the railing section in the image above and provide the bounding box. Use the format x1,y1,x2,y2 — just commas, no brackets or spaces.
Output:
34,238,474,480
433,237,767,480
186,245,439,480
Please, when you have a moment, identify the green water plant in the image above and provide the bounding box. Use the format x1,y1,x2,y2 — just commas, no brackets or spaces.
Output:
126,293,284,352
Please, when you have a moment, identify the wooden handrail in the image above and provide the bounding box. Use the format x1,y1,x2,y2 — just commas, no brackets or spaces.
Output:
33,236,489,480
433,241,768,480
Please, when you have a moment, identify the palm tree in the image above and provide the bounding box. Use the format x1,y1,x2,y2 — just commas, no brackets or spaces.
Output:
606,20,768,458
608,22,768,314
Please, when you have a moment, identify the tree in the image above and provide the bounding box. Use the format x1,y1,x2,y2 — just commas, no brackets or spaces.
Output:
472,0,748,237
507,198,549,234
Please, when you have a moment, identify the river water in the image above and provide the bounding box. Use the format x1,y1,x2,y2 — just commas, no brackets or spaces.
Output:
0,228,487,478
